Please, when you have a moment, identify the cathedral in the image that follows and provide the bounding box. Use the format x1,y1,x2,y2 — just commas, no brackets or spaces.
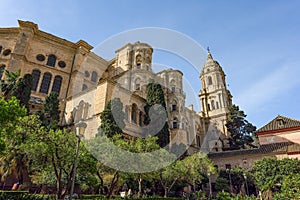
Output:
0,20,233,153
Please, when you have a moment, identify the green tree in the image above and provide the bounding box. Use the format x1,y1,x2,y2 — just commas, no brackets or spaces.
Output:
120,136,161,197
0,69,21,100
40,92,60,129
25,124,96,199
215,177,230,192
99,98,125,138
0,96,27,135
274,173,300,199
225,104,257,150
252,157,300,200
0,97,27,186
159,153,215,197
11,74,32,112
145,82,170,147
216,168,255,195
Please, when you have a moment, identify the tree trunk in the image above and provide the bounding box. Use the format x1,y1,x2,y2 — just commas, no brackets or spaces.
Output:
164,186,168,198
97,171,104,194
138,176,143,198
107,171,119,198
56,170,63,199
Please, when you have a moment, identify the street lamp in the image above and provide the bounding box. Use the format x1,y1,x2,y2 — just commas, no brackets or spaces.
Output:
208,172,212,198
70,120,87,200
226,169,233,194
243,173,249,196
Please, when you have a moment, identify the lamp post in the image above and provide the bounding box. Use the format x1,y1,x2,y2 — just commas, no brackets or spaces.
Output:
243,173,249,196
70,120,87,200
208,172,212,198
226,169,233,194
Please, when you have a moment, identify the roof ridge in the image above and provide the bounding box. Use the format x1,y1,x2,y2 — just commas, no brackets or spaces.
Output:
277,115,300,123
256,115,300,133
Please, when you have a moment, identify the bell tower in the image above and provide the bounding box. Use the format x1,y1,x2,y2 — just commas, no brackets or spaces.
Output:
199,49,232,136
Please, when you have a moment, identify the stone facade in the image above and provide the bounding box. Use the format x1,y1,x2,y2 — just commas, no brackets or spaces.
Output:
0,20,233,152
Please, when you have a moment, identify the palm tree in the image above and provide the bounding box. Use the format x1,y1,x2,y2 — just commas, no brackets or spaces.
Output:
0,69,21,99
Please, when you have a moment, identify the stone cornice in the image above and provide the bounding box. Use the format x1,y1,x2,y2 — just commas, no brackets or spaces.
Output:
18,20,38,32
16,20,94,52
76,40,93,51
88,52,109,65
156,68,183,76
0,28,19,34
36,30,78,49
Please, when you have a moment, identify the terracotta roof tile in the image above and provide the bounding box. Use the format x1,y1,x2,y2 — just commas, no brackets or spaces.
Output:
208,142,300,158
256,115,300,133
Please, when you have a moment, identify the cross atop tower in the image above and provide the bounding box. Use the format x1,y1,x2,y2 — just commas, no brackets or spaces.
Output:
207,46,210,53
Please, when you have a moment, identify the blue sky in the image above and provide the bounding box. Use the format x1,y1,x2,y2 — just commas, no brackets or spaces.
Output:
1,0,300,128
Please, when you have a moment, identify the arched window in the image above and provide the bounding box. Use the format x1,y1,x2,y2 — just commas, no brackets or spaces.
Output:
135,78,141,90
0,46,2,54
91,71,98,82
82,84,88,91
211,100,215,110
208,76,213,85
51,75,62,95
131,104,138,124
31,69,41,91
46,54,57,67
40,72,52,94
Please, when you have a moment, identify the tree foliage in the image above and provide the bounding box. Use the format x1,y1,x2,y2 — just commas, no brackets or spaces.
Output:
252,157,300,199
0,70,33,113
40,92,61,129
145,82,170,147
99,98,125,138
24,121,96,199
225,104,257,149
159,153,215,197
216,168,255,195
0,98,28,185
0,70,21,100
0,97,27,135
274,173,300,199
10,74,32,112
86,132,167,198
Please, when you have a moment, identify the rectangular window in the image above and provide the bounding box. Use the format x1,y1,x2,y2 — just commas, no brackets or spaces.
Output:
172,104,176,111
173,122,177,129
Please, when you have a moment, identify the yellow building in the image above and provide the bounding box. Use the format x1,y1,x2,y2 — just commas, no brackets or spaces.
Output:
0,20,234,152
